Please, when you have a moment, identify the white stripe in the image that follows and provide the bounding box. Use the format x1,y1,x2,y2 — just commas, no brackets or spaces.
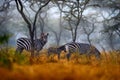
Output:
65,45,69,54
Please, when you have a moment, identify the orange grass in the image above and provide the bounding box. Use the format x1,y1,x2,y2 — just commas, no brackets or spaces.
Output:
0,49,120,80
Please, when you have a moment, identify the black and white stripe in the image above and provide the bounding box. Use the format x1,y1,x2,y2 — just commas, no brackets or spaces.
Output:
50,42,101,60
16,33,49,54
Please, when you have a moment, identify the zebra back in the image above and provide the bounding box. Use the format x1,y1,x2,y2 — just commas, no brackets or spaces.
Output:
17,38,31,51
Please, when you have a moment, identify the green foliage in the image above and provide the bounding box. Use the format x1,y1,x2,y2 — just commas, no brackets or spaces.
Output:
0,48,12,69
0,34,12,44
14,53,30,65
0,48,30,69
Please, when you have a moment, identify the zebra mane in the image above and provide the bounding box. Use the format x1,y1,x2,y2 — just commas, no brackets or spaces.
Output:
34,38,46,47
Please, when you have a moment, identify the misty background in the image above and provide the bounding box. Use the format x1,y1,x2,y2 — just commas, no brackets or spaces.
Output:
0,0,120,51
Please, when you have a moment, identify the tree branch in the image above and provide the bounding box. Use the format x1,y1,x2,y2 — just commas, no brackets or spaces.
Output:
15,0,31,30
32,0,50,32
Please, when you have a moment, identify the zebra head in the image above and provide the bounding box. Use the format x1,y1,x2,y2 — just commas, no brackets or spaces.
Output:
40,33,49,44
47,47,61,59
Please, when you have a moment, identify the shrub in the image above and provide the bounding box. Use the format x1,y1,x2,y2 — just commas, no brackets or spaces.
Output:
0,48,30,69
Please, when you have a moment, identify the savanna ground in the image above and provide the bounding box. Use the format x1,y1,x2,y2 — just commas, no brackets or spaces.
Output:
0,48,120,80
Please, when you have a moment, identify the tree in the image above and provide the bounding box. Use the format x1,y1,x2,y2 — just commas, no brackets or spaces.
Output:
100,0,120,37
82,20,95,45
14,0,50,57
47,11,63,46
55,0,100,42
55,2,63,46
96,0,120,50
29,1,49,37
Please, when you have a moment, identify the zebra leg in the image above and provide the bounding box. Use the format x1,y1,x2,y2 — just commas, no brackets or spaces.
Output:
15,47,23,54
35,50,39,56
47,51,50,58
66,53,71,61
87,54,91,60
58,52,60,60
65,45,71,61
94,49,101,60
95,52,101,60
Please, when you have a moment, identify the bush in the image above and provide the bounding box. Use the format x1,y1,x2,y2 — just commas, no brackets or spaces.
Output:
0,48,30,69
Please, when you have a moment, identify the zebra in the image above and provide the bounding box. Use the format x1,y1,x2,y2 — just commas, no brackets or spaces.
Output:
47,47,61,59
48,42,101,61
15,33,49,55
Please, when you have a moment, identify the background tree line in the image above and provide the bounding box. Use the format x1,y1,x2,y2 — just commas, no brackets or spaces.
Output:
0,0,119,56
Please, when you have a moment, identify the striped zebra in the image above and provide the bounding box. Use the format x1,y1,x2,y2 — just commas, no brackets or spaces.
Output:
15,33,49,55
48,42,101,60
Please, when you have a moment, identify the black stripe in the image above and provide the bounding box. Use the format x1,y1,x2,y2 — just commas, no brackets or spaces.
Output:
20,39,29,50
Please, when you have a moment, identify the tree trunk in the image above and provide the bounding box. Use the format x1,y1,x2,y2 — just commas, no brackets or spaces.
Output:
30,29,35,57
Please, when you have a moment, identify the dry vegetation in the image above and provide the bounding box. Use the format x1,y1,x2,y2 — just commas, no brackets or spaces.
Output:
0,48,120,80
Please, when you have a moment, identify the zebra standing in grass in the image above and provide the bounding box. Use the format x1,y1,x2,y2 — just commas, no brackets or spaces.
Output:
48,42,101,60
15,33,49,55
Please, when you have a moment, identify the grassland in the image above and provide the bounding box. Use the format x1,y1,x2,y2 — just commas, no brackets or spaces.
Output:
0,48,120,80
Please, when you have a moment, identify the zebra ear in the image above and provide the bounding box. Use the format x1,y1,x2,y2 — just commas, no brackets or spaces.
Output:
45,33,49,36
46,33,49,36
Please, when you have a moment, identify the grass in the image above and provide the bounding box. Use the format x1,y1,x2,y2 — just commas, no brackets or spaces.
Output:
0,48,120,80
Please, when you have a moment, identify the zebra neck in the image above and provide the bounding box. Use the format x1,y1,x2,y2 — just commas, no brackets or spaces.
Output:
40,39,46,46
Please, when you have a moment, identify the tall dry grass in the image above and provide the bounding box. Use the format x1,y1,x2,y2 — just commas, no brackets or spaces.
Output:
0,48,120,80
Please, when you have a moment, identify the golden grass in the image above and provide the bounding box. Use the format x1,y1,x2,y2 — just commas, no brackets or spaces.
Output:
0,49,120,80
